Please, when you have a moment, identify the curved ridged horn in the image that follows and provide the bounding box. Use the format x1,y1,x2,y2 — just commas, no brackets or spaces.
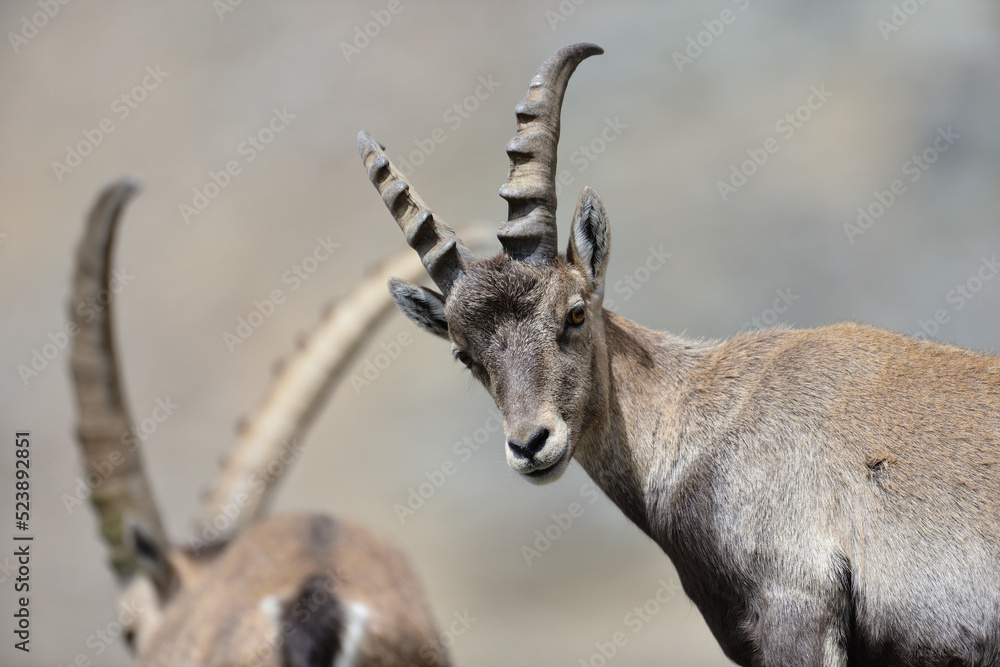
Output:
498,42,603,264
69,178,173,596
358,131,473,295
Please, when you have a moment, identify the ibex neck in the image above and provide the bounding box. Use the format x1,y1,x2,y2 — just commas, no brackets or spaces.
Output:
574,311,704,538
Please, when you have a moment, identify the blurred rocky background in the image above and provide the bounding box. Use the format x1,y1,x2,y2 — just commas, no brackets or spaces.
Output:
1,1,998,665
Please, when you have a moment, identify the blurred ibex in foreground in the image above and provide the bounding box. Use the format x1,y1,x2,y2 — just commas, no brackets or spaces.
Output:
360,43,1000,665
70,180,452,666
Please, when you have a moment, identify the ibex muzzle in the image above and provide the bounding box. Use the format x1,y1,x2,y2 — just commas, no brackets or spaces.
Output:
362,44,1000,664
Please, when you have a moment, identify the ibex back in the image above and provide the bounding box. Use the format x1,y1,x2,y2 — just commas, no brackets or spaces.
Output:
359,43,1000,665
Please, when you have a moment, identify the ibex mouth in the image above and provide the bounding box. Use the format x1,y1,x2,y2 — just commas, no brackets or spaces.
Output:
521,447,571,485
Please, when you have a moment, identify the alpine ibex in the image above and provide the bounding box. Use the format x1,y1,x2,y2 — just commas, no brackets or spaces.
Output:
359,43,1000,665
69,179,452,666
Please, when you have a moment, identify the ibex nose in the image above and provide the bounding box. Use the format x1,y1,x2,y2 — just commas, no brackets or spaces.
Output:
507,428,550,460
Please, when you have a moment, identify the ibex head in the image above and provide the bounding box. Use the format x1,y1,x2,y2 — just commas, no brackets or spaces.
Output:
360,43,608,484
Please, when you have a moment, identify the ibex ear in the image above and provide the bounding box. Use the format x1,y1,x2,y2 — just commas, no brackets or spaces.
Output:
388,278,449,339
567,186,611,293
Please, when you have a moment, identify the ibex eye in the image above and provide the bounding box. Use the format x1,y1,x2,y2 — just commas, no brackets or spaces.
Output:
456,351,474,367
568,305,586,327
